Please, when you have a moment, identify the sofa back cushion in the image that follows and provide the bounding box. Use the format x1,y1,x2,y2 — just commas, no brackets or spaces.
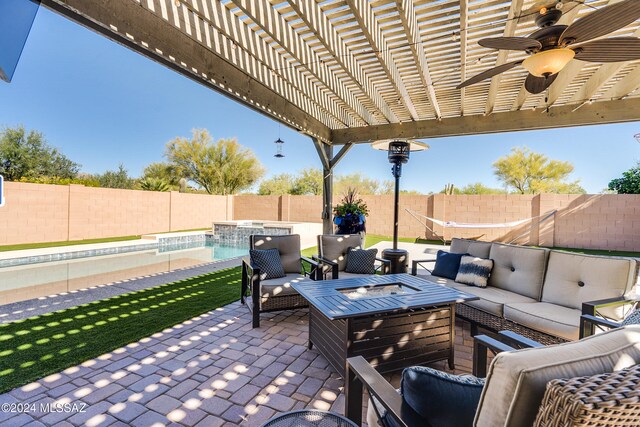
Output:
250,234,301,274
450,238,492,259
541,251,638,320
318,234,363,271
488,243,549,300
474,325,640,427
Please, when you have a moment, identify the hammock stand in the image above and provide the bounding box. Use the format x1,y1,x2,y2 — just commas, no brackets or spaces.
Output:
405,209,558,245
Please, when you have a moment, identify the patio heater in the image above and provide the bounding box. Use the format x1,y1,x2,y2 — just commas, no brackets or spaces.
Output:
372,139,428,273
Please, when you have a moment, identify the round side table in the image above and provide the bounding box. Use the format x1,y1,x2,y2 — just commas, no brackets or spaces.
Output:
260,410,359,427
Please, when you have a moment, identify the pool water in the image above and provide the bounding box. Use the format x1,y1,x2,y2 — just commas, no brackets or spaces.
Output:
0,242,248,306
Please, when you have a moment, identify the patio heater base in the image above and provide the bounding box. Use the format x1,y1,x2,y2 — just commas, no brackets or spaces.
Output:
382,248,409,274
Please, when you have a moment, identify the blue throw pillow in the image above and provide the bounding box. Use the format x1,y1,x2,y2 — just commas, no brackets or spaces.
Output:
400,366,485,427
431,250,467,280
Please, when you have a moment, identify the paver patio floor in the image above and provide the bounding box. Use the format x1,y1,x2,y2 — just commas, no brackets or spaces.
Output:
0,300,476,427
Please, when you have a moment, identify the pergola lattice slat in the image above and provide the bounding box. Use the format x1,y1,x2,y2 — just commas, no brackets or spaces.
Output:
41,0,640,144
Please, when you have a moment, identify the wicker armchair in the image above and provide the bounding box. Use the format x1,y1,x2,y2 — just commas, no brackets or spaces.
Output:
314,234,390,279
346,325,640,427
241,234,322,328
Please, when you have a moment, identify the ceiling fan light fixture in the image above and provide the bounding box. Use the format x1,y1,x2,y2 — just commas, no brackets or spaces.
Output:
522,48,575,77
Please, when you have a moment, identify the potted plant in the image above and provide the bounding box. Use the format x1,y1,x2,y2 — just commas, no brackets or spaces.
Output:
333,188,368,235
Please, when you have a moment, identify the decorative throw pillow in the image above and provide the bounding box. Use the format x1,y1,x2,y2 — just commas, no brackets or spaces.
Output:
455,256,494,288
431,250,467,280
622,309,640,326
345,247,378,274
400,366,485,427
249,248,285,280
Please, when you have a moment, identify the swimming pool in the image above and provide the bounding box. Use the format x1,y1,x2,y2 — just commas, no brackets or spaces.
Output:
0,241,248,306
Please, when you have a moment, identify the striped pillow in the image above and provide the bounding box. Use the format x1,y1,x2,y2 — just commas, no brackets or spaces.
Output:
455,256,494,288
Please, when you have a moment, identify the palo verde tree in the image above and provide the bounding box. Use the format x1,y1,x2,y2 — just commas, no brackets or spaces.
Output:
165,129,265,195
493,147,585,194
608,162,640,194
0,125,80,181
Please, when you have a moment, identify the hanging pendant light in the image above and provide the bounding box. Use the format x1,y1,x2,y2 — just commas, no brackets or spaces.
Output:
274,124,285,158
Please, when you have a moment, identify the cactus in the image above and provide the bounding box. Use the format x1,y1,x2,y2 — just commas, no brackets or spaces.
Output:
443,183,455,195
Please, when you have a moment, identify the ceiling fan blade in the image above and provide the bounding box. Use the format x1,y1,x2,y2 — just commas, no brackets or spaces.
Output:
457,60,523,89
479,37,542,51
560,0,640,45
524,73,558,94
573,38,640,63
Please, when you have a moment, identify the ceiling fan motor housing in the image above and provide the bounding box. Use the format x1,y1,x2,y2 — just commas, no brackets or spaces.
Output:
535,8,563,27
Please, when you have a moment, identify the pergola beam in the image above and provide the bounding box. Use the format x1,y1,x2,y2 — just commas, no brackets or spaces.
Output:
459,0,468,115
41,0,332,142
345,0,420,121
395,0,441,119
331,97,640,144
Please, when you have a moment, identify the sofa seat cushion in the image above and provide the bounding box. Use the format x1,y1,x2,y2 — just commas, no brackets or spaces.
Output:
503,302,581,341
475,325,640,427
541,251,638,321
488,243,549,300
450,285,537,317
260,274,310,298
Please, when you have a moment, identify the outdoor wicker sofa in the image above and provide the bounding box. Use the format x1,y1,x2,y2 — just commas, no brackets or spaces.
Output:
346,325,640,427
411,238,639,344
241,234,322,328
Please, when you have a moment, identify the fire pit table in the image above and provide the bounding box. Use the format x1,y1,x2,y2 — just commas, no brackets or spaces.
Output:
292,274,478,376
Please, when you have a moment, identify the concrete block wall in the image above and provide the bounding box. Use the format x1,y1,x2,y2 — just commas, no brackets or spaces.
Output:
68,185,171,240
0,182,638,251
233,195,280,221
0,182,230,245
0,182,69,244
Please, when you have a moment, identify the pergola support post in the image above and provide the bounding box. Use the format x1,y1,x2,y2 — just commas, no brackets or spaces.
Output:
312,139,353,234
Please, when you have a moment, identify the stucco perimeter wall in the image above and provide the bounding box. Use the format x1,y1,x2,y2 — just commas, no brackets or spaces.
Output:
232,194,640,252
0,182,231,245
1,183,638,251
0,182,70,244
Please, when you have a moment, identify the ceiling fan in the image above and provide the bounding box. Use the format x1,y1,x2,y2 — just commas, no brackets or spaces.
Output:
457,0,640,95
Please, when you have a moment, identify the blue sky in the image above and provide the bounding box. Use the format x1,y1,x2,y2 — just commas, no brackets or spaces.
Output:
1,6,639,194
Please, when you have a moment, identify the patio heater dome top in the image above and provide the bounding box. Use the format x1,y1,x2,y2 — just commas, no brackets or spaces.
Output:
371,139,429,152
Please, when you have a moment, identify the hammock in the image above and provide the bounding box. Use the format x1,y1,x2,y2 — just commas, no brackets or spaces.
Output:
405,209,557,244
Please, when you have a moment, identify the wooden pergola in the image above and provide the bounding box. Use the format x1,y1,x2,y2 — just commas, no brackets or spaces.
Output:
42,0,640,232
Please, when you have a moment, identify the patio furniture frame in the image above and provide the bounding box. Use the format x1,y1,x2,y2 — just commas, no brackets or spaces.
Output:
347,329,640,427
314,234,391,280
345,331,531,426
293,274,478,376
580,296,639,338
313,255,390,280
241,238,323,328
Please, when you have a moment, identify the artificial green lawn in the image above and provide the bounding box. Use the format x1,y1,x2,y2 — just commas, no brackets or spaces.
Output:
0,266,241,394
